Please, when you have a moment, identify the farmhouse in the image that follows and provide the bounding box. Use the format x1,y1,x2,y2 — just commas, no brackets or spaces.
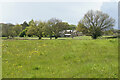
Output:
59,30,82,37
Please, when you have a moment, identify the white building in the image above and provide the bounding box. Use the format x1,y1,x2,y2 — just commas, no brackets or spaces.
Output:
59,30,82,37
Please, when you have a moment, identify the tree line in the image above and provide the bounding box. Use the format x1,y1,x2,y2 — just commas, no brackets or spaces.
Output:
2,18,77,39
1,10,118,39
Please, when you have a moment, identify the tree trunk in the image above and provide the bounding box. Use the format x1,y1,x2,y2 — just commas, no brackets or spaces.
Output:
55,36,58,39
50,36,52,40
39,36,41,40
92,35,97,39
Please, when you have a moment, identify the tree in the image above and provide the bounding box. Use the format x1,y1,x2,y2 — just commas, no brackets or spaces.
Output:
53,22,69,39
78,10,115,39
61,22,70,30
26,20,45,39
21,21,29,30
48,18,69,39
77,22,89,35
12,24,22,37
48,18,62,39
68,24,76,30
44,21,53,39
29,19,35,26
26,19,37,37
36,21,46,39
2,23,15,38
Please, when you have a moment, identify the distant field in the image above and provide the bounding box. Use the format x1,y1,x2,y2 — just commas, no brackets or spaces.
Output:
2,36,92,40
2,38,118,78
1,36,112,40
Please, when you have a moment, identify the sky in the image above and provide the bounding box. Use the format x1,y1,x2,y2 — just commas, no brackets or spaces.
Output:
0,0,119,29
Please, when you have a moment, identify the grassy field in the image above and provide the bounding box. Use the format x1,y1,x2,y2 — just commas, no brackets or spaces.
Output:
2,36,92,40
2,37,118,78
2,36,110,40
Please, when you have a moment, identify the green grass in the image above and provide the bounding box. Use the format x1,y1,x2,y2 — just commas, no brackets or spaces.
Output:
2,38,118,78
1,35,115,40
2,36,88,40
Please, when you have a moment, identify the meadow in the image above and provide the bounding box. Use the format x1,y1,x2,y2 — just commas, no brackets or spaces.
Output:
2,37,118,78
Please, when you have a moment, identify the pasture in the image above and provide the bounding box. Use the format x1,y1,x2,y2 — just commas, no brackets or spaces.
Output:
2,37,118,78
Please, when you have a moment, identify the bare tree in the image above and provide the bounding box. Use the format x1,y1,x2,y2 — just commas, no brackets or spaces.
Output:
78,10,115,39
48,18,62,39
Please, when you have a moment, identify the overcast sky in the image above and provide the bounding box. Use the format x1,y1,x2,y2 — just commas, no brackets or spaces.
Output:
0,0,119,29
